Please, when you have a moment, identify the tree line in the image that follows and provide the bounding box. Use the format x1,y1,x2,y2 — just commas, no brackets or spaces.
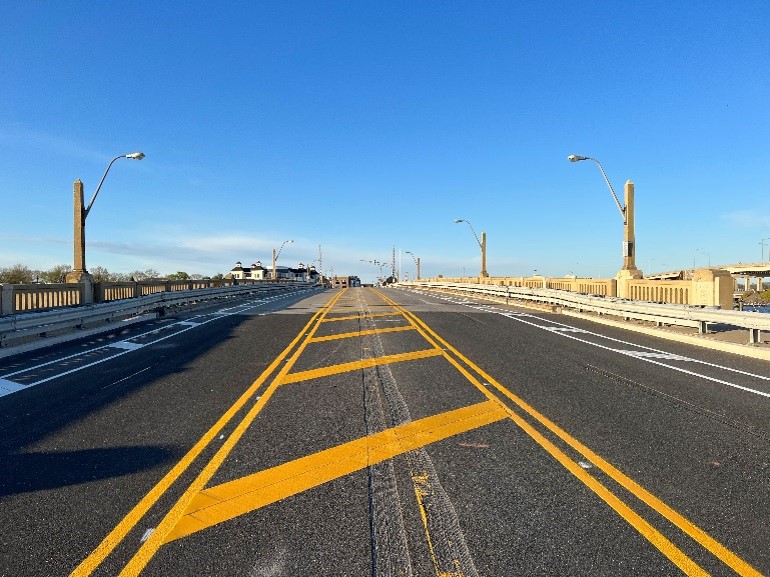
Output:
0,263,224,284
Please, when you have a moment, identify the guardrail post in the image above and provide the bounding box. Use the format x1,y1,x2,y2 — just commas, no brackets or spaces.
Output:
1,284,14,316
749,328,761,344
94,282,104,303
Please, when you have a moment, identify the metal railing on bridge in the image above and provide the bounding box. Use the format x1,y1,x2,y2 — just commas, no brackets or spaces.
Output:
400,280,770,345
0,279,317,355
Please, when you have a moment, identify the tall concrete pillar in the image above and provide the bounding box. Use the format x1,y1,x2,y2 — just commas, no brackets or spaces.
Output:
66,179,93,294
480,232,489,277
73,179,86,274
622,180,639,272
616,180,642,297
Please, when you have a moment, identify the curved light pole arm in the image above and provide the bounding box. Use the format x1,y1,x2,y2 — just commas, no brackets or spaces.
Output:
454,219,488,277
276,239,294,260
84,154,124,219
587,157,625,223
83,152,145,219
272,239,293,279
455,219,482,248
569,155,625,223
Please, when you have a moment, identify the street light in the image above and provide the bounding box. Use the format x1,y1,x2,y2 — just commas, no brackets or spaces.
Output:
405,251,421,280
568,154,640,276
760,238,770,263
453,219,488,277
361,259,388,284
272,239,294,280
67,152,145,283
695,248,711,267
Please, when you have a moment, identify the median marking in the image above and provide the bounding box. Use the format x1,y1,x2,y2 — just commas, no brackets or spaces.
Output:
309,325,414,343
279,349,442,385
163,400,508,542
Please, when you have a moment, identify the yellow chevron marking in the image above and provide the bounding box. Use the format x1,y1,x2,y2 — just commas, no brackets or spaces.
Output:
322,311,401,322
164,400,508,542
280,349,442,385
310,325,414,342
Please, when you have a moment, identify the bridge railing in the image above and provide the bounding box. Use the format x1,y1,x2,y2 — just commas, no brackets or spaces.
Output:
401,280,770,344
0,281,316,354
0,278,297,316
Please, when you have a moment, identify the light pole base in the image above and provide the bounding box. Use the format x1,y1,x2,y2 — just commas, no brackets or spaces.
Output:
66,270,93,284
615,267,643,299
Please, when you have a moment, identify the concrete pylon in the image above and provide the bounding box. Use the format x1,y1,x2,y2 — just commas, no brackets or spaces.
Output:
66,180,93,284
616,180,643,296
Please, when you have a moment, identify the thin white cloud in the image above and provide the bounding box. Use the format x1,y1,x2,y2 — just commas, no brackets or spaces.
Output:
721,211,770,227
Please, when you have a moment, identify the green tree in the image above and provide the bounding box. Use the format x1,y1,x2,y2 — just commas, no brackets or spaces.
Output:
40,264,72,283
90,266,112,283
0,263,34,284
128,269,160,281
167,271,190,280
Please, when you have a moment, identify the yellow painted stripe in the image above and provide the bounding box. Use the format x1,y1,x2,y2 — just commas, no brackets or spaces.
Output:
381,292,761,577
310,325,414,342
164,400,508,542
69,289,345,577
116,289,349,577
322,311,400,322
280,348,442,384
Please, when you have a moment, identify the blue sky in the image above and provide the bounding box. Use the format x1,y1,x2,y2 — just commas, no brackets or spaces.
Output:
2,1,769,283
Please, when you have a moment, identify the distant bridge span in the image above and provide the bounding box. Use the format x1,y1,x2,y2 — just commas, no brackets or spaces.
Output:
645,262,770,292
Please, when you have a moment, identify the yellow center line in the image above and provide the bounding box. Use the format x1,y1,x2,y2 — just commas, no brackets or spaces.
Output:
115,289,349,577
163,400,508,542
376,290,762,577
309,325,414,342
279,348,442,385
69,289,344,577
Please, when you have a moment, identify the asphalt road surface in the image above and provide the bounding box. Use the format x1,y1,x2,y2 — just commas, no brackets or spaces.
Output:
1,286,768,576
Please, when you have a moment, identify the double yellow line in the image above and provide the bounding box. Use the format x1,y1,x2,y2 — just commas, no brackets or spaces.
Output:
71,289,347,577
375,289,761,577
72,287,761,576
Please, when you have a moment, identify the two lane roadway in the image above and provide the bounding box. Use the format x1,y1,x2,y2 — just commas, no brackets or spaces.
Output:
1,287,768,576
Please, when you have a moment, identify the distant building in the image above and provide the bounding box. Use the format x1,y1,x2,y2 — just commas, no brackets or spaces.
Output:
330,275,361,288
227,260,320,282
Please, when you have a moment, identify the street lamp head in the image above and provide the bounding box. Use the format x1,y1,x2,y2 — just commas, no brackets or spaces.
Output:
125,152,145,160
568,154,589,162
453,219,464,223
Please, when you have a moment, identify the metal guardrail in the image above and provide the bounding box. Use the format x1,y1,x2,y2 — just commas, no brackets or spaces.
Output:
401,281,770,344
0,282,314,350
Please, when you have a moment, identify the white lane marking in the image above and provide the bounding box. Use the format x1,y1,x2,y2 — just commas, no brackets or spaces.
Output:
0,378,27,397
101,367,152,390
0,291,316,396
140,528,155,542
547,327,590,333
0,289,316,387
409,288,770,399
619,351,691,361
177,321,202,327
527,318,770,399
109,342,146,351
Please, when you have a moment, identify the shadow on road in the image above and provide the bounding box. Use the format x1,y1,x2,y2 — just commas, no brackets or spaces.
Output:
0,444,181,496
